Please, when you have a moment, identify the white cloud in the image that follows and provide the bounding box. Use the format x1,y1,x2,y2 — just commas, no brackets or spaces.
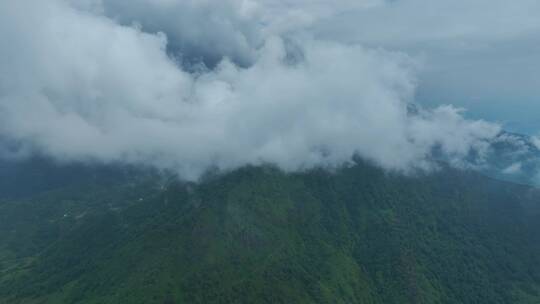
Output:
0,0,503,180
68,0,383,67
502,163,523,175
532,136,540,150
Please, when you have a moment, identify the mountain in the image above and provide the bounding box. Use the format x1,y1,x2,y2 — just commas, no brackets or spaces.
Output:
1,159,540,303
0,157,153,200
483,132,540,187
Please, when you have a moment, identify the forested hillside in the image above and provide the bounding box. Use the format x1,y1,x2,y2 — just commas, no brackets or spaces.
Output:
1,160,540,303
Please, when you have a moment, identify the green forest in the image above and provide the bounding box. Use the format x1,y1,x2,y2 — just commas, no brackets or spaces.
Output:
1,160,540,303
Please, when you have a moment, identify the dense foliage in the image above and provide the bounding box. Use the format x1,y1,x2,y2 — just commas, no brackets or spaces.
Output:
1,160,540,303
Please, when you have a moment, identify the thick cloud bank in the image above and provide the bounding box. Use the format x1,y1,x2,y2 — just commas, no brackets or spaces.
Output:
0,0,502,179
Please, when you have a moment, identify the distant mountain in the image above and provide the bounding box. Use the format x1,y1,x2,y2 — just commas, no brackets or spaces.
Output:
483,132,540,187
1,159,540,303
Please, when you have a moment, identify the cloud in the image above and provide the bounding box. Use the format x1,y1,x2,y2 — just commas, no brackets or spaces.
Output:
311,0,540,134
314,0,540,45
502,163,523,175
70,0,382,67
532,136,540,150
0,0,503,180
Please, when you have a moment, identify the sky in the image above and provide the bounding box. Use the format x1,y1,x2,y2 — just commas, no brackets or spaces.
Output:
311,0,540,134
0,0,538,179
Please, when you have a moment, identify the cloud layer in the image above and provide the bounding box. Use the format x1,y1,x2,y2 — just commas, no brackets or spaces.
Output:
311,0,540,133
0,0,505,179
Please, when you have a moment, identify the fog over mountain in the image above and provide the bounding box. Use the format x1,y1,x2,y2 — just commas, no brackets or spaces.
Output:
0,0,538,179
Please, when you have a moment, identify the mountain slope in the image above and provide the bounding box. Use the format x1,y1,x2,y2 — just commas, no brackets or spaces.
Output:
1,161,540,303
483,132,540,187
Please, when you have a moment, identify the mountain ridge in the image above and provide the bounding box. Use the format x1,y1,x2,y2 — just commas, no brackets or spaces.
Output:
1,160,540,303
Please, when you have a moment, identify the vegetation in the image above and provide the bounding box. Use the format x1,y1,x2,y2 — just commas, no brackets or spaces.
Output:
1,160,540,303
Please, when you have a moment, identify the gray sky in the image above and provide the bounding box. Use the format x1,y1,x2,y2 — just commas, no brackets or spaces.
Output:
0,0,537,179
311,0,540,133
